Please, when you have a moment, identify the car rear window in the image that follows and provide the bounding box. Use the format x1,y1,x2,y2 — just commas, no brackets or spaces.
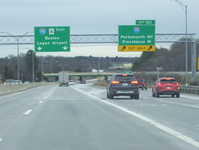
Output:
160,79,176,83
137,79,144,82
5,79,14,83
114,75,135,81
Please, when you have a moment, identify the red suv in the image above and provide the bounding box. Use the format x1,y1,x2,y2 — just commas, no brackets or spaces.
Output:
137,78,147,90
152,77,180,98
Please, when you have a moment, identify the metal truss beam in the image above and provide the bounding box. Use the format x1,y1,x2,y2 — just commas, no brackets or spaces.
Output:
0,33,197,82
0,33,196,45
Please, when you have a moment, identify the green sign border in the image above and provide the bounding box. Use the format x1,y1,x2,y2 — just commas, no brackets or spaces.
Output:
34,26,70,52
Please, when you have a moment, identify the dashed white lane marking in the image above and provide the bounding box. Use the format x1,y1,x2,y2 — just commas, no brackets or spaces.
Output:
39,101,43,104
73,87,199,149
24,109,32,115
0,138,3,142
149,104,156,106
182,104,199,109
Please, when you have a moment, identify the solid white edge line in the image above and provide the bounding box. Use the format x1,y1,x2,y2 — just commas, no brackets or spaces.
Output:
72,87,199,149
0,138,2,142
24,109,32,115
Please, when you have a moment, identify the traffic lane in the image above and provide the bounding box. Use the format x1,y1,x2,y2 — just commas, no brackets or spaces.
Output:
73,84,199,146
75,84,199,107
0,85,56,119
0,85,197,150
0,85,57,143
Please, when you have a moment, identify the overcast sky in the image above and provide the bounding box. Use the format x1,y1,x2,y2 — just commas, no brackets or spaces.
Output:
0,0,198,58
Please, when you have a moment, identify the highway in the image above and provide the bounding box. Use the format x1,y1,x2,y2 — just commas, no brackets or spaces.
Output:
0,83,199,150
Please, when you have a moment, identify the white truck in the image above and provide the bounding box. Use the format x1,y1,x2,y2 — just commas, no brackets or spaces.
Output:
58,71,69,86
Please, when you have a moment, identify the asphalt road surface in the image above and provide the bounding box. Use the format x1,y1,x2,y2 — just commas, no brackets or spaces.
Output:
0,83,199,150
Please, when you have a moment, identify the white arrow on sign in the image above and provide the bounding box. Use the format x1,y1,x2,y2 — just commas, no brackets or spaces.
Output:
37,46,42,51
62,46,68,50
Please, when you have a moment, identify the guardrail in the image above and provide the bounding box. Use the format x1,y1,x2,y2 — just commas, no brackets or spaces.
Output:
1,82,198,96
180,85,199,94
0,82,51,95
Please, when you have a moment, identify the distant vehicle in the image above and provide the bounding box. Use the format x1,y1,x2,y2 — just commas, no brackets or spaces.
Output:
24,81,30,84
152,77,180,98
4,79,15,85
69,80,75,85
137,78,147,90
80,80,86,84
14,80,22,84
59,71,69,86
107,73,139,99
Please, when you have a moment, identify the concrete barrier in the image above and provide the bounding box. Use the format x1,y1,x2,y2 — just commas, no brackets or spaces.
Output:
180,85,199,94
0,82,51,95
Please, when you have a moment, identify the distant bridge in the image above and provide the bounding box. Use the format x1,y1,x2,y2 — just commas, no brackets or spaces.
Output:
44,71,198,80
44,72,114,78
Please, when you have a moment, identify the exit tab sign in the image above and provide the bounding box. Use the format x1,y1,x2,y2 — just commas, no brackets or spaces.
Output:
34,26,70,52
136,20,155,25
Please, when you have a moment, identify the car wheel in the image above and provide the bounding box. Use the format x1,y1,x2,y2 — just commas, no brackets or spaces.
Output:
172,94,175,97
155,91,159,98
176,94,180,98
109,93,114,99
134,94,139,99
107,92,109,98
152,92,155,97
141,87,144,90
145,87,147,90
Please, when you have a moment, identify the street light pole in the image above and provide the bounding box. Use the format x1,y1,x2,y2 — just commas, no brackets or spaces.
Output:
32,50,35,82
183,3,188,86
175,0,188,85
17,37,20,81
41,56,44,81
0,32,31,81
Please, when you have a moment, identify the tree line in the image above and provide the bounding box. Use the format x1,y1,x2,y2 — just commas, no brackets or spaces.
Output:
1,38,198,83
0,52,136,82
132,38,199,72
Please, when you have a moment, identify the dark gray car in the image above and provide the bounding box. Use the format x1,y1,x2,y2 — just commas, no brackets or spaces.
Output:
107,73,139,99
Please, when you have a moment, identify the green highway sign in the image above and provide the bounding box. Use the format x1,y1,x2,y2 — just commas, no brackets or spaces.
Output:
123,70,133,74
136,20,155,25
34,26,70,52
118,24,155,52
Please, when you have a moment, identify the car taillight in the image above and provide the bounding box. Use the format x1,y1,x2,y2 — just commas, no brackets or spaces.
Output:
131,81,138,84
112,81,120,84
176,87,180,90
158,82,161,85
